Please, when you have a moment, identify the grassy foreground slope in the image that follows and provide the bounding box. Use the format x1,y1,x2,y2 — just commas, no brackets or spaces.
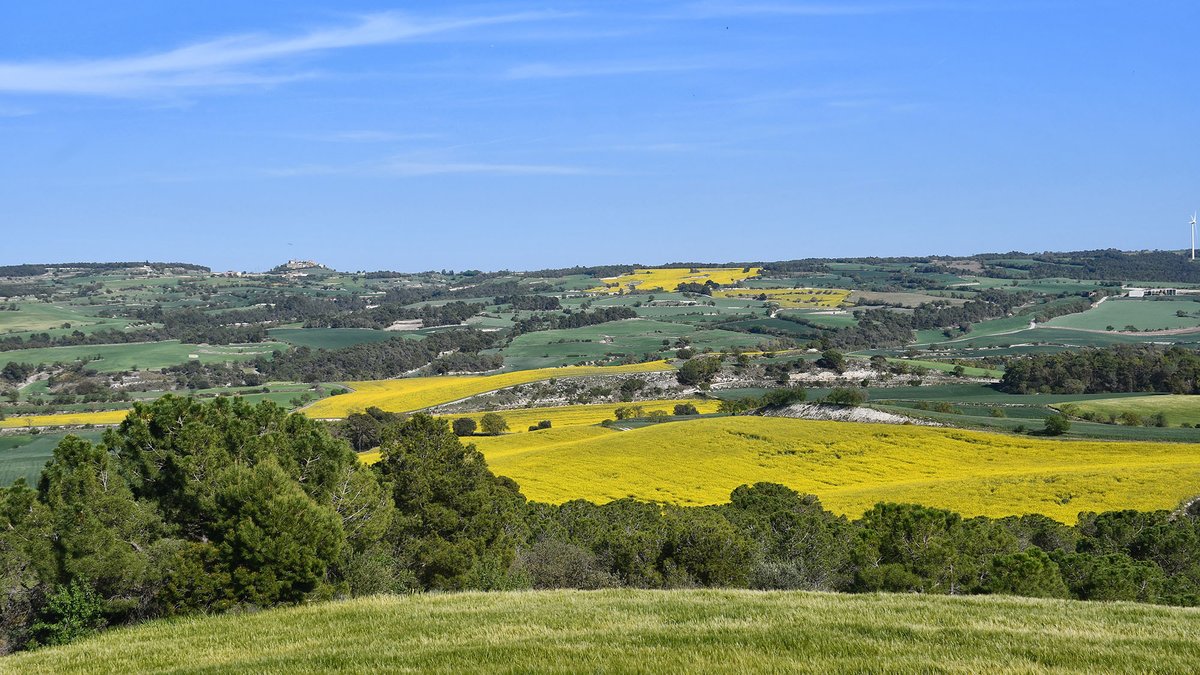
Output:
9,590,1200,673
471,417,1200,521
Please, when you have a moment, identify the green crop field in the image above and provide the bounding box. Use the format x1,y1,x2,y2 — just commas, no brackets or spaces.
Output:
8,590,1199,673
0,340,286,371
267,327,396,350
1058,394,1200,427
0,431,104,485
1046,298,1200,331
0,302,133,335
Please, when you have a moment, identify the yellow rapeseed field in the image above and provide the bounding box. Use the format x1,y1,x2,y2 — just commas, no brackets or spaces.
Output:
589,267,760,293
461,416,1200,521
712,287,851,308
303,361,674,418
0,409,131,429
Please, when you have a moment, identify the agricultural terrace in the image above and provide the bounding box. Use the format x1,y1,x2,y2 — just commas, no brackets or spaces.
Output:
1057,395,1200,427
465,416,1200,522
303,361,674,418
10,590,1200,674
712,287,850,308
589,267,760,293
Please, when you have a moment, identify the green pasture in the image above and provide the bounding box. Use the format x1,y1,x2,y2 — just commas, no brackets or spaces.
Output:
267,328,395,350
0,430,104,486
780,309,858,328
0,302,135,335
1057,394,1200,427
0,340,286,372
1046,297,1200,331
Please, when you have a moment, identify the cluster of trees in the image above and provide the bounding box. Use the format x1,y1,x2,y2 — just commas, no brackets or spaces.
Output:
329,301,483,330
676,281,720,295
1,362,35,385
999,345,1200,394
820,290,1031,349
256,329,500,382
511,307,637,335
162,361,264,390
3,398,1197,653
716,386,864,414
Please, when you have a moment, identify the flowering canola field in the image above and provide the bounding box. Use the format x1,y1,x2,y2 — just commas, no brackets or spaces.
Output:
712,287,851,308
304,361,674,418
463,416,1200,522
589,267,760,293
0,409,131,429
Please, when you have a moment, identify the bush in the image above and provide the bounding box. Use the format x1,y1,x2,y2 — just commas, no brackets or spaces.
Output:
29,581,106,648
762,386,807,407
614,405,644,420
452,418,478,436
1043,414,1071,436
673,403,699,416
479,412,509,436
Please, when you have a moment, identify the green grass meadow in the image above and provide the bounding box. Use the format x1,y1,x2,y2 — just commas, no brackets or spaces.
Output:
267,327,396,350
8,590,1200,673
0,340,286,371
1046,297,1200,331
0,431,104,486
1060,394,1200,427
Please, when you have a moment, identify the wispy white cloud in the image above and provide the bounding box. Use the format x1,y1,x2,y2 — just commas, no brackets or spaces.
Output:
265,157,591,178
0,104,34,117
0,11,552,97
302,130,440,143
504,60,709,80
680,1,958,18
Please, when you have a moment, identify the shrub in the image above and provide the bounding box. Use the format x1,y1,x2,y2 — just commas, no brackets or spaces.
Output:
479,412,509,436
29,581,106,648
1043,414,1071,436
673,403,699,416
452,418,477,436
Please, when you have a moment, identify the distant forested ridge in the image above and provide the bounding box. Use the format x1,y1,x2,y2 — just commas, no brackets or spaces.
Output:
999,345,1200,394
0,262,210,277
1019,250,1200,283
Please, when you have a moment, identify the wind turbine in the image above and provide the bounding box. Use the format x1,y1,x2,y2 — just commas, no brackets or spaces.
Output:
1192,212,1197,261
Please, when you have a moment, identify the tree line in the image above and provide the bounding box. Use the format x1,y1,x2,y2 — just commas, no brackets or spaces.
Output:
2,396,1197,653
999,345,1200,394
511,307,638,335
255,329,501,382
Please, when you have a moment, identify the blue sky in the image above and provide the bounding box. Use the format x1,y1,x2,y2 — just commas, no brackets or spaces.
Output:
1,1,1197,272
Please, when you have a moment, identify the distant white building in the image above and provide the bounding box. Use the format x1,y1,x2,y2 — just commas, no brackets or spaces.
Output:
1126,288,1177,297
